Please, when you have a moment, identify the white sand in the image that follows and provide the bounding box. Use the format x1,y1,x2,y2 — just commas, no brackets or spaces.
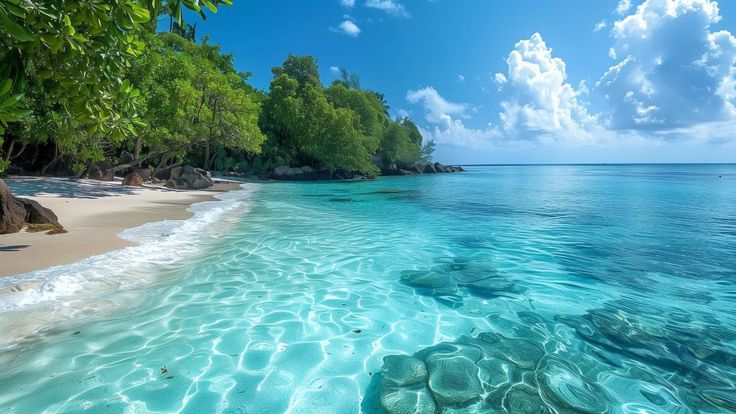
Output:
0,178,240,277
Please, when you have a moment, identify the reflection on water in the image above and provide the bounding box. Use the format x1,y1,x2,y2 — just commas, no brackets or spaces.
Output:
0,164,734,413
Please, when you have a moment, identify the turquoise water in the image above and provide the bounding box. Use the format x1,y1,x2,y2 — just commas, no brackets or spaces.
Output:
0,165,735,413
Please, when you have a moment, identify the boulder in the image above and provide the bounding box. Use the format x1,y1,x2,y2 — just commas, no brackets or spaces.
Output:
16,198,60,226
434,162,447,173
122,172,144,187
131,168,151,182
0,179,26,234
1,179,63,234
165,166,213,190
119,150,135,165
86,162,114,181
422,163,437,174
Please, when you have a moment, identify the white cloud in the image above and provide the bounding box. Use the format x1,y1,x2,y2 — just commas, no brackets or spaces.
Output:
330,66,341,76
594,20,608,32
337,20,361,37
340,0,356,7
598,0,736,132
405,87,499,148
365,0,409,17
615,0,632,15
458,74,465,83
498,33,597,141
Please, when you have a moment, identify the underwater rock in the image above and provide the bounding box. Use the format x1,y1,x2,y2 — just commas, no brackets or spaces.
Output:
427,355,482,405
380,384,437,414
381,355,428,387
502,383,550,413
474,333,544,370
536,358,610,413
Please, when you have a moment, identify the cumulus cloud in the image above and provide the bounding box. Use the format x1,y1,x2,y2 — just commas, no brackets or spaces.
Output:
405,87,499,148
615,0,633,15
458,74,465,83
497,33,597,141
340,0,356,7
330,66,341,76
597,0,736,131
594,20,608,32
365,0,409,17
337,20,361,37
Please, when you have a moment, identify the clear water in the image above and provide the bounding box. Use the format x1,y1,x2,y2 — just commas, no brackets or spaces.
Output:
0,165,735,413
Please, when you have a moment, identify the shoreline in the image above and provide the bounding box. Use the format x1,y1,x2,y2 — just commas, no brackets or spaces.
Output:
0,178,241,277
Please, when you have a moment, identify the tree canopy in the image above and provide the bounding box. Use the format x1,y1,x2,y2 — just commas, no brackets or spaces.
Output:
0,2,434,177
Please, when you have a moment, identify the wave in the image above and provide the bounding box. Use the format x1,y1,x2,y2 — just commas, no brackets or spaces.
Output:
0,183,257,350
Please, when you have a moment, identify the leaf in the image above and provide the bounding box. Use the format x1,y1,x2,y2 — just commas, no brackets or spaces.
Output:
1,14,34,42
0,79,12,96
0,93,24,108
200,0,217,13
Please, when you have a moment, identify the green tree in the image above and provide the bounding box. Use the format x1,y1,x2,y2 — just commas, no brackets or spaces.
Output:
0,0,233,172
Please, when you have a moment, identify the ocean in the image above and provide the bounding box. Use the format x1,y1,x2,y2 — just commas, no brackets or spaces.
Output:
1,164,735,413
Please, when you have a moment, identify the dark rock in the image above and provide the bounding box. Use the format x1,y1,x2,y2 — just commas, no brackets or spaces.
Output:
0,178,26,234
165,166,213,190
153,168,172,181
131,168,151,182
423,163,437,174
119,150,135,165
86,161,114,181
1,179,62,234
122,172,144,187
16,198,60,226
434,162,447,173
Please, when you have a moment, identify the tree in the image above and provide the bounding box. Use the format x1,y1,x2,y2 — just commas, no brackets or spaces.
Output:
0,0,233,172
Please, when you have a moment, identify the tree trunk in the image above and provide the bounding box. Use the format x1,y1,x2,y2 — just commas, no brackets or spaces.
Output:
203,140,211,171
133,136,142,160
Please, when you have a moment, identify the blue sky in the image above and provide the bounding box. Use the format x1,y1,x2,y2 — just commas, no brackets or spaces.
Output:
187,0,736,164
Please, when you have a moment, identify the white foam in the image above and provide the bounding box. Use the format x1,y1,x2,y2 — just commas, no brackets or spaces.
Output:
0,183,257,348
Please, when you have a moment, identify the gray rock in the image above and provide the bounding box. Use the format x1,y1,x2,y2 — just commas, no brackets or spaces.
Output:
502,383,550,413
382,355,428,387
427,355,483,405
301,165,314,174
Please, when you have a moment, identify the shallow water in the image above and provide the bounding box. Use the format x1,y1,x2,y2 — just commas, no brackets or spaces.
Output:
0,165,735,413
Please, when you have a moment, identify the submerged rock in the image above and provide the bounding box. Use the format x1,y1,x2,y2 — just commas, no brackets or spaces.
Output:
382,355,428,387
427,355,482,405
380,384,437,414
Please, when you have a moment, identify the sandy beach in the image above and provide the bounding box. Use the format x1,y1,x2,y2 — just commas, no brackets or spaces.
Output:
0,178,241,277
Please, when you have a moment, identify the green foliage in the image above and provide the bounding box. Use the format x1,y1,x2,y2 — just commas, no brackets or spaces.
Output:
129,32,264,169
0,0,233,171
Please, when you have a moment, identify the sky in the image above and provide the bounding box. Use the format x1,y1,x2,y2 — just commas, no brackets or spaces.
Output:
186,0,736,164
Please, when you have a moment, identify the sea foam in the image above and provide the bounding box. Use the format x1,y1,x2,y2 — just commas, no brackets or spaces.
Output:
0,183,256,349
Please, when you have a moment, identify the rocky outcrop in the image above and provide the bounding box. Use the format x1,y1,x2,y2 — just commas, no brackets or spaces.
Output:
381,162,464,177
165,166,213,190
122,172,144,187
0,178,63,234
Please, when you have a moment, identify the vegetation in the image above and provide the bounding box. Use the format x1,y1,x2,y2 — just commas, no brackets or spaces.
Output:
0,1,433,177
